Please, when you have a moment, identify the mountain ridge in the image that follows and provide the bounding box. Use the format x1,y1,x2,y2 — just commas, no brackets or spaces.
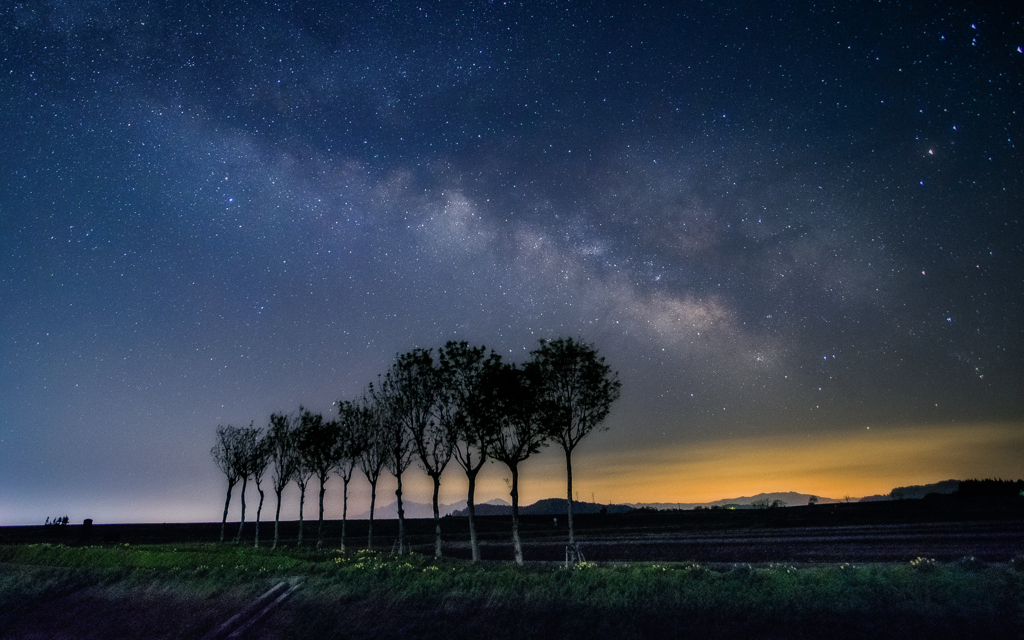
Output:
629,491,846,510
341,481,974,519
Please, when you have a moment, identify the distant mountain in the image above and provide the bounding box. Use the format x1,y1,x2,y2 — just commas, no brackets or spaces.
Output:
349,484,968,519
447,492,850,516
447,498,633,517
858,479,960,503
349,498,508,520
631,491,845,510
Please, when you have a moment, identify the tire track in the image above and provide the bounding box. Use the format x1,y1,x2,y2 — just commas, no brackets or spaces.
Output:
202,578,302,640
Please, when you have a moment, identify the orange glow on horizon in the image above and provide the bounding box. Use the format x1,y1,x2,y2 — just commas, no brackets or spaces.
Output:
478,421,1024,506
564,421,1024,504
3,422,1019,526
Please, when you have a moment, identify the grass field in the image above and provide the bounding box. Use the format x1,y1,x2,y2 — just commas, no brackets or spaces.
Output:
2,542,1022,639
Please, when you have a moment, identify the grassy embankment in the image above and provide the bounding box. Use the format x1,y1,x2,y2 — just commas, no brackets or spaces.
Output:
1,543,1022,639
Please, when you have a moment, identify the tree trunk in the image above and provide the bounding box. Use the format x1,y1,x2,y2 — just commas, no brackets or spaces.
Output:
220,479,236,543
317,475,327,549
235,475,248,543
510,462,522,565
565,447,575,546
340,478,349,552
273,487,283,549
467,468,480,562
254,484,265,548
396,470,406,554
367,479,377,550
297,483,306,546
431,472,443,558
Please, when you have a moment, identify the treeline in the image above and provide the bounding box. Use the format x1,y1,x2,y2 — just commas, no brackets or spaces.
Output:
211,337,620,564
956,479,1024,499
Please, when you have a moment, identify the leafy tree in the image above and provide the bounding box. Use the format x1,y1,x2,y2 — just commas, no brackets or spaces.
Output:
355,391,388,550
335,399,368,552
437,341,502,562
296,411,343,549
484,361,549,565
530,337,620,552
267,411,301,549
211,425,243,543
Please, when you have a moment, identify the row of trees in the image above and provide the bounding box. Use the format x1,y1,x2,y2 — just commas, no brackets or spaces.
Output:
211,337,621,564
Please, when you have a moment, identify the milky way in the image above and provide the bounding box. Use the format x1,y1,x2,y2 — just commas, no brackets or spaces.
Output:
1,2,1021,523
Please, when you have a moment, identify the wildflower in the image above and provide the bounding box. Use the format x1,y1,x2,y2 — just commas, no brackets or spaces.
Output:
910,557,937,570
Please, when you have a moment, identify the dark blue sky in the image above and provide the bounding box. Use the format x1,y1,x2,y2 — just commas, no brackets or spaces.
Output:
2,1,1021,524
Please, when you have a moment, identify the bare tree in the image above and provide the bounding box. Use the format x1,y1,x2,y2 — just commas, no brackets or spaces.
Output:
355,392,388,550
396,349,453,558
530,337,620,555
267,412,301,549
335,400,368,551
211,425,242,543
484,361,549,565
437,341,502,562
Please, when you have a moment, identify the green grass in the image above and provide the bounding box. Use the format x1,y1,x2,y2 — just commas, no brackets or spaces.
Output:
1,544,1022,639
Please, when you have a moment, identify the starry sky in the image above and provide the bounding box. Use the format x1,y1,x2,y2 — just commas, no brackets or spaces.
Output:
1,1,1021,525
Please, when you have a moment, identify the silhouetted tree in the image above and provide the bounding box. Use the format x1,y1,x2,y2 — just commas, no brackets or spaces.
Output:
232,424,261,543
292,407,320,546
368,377,413,555
437,341,502,562
484,360,549,565
212,425,243,543
267,411,301,548
251,430,272,547
355,392,388,549
335,399,369,552
957,478,1024,499
396,349,453,558
296,411,343,549
379,348,443,555
530,337,620,553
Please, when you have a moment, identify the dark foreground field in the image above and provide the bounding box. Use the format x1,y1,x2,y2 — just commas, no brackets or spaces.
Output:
6,497,1023,562
2,499,1022,639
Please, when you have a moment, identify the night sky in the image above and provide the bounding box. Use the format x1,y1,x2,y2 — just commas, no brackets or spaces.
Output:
2,1,1021,525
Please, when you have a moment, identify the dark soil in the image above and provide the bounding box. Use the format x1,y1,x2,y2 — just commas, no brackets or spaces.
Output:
5,497,1022,563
